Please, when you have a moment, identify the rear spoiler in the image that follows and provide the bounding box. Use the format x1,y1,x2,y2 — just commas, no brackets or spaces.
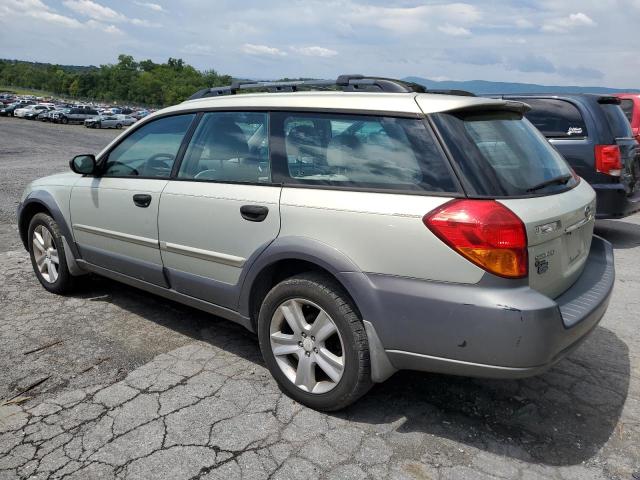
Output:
597,96,621,105
447,100,531,115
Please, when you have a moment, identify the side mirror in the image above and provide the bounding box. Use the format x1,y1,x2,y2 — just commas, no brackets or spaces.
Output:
70,154,97,175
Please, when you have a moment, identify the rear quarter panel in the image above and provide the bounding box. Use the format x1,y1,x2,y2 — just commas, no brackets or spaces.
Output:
279,188,485,283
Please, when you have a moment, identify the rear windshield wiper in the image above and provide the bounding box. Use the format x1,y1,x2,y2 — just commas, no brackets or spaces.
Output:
526,174,572,193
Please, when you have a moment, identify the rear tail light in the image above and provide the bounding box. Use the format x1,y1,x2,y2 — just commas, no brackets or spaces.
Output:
423,200,528,278
595,145,622,176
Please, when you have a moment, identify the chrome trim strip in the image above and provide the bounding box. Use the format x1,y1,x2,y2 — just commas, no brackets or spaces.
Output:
564,216,592,234
73,224,159,248
159,241,245,267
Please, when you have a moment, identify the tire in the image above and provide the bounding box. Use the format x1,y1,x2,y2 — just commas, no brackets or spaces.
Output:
258,272,372,411
61,117,68,124
27,213,75,295
116,123,122,129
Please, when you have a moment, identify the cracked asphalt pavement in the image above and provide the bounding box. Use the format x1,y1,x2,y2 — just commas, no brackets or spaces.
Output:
1,117,639,479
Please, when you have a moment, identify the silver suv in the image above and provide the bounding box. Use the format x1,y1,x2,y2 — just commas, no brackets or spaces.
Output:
17,76,615,410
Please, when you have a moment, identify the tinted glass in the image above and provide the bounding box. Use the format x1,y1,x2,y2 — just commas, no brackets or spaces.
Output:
103,114,194,177
620,99,634,122
600,103,633,138
178,112,269,183
433,111,577,197
520,98,588,138
280,113,457,192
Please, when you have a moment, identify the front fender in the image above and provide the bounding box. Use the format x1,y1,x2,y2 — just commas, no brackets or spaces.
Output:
18,190,80,259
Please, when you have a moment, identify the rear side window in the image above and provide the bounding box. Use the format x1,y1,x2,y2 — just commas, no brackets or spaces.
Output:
432,110,578,197
178,111,269,183
276,112,458,193
520,99,588,138
600,103,633,138
620,99,634,122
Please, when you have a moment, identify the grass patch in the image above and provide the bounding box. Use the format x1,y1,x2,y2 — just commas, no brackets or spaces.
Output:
0,86,54,97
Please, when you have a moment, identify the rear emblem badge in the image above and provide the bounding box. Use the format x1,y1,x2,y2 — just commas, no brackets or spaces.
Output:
535,258,549,275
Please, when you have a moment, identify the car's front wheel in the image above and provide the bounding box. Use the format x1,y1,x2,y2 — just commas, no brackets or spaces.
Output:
258,273,372,411
28,213,75,294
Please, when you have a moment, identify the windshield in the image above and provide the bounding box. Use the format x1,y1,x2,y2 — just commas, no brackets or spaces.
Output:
433,110,577,197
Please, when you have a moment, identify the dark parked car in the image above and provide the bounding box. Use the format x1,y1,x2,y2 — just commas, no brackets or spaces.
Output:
0,102,33,117
494,94,639,219
54,107,100,124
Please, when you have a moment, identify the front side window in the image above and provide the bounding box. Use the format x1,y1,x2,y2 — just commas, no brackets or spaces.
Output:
279,113,458,192
520,98,588,138
433,110,578,197
178,112,269,183
103,114,195,178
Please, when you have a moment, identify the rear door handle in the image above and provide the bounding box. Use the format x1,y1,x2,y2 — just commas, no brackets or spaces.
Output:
133,194,152,208
240,205,269,222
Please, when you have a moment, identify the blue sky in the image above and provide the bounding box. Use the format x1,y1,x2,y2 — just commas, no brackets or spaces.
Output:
0,0,639,87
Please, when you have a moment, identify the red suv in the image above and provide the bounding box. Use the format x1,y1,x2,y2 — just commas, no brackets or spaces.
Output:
615,93,640,142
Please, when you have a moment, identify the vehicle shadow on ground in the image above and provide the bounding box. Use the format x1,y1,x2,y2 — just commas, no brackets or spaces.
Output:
73,275,630,468
595,219,640,249
343,326,629,466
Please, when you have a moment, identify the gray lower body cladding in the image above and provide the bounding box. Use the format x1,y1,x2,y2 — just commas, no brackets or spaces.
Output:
341,236,614,379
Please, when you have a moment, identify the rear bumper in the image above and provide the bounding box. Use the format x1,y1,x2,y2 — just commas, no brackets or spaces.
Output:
593,183,640,219
348,236,614,380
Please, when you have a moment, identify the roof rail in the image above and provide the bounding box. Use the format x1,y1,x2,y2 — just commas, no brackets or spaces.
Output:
187,74,433,100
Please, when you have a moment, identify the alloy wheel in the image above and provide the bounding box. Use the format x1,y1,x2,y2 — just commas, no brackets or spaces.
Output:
32,225,59,283
269,298,345,394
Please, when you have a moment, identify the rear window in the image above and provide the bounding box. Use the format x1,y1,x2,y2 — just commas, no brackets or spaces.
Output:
276,112,458,193
432,111,578,197
620,99,634,122
519,99,588,138
600,103,633,138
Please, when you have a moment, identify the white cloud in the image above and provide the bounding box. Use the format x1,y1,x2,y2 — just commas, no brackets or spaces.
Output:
242,43,287,57
290,46,338,57
134,1,165,12
0,0,82,27
542,12,596,32
347,3,481,34
437,24,472,37
63,0,123,22
63,0,160,27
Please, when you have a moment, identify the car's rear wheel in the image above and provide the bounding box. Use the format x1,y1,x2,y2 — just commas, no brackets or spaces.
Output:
28,213,75,294
116,123,122,129
258,273,372,411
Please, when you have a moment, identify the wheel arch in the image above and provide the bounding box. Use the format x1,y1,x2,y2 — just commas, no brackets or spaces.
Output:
239,237,364,332
19,191,79,259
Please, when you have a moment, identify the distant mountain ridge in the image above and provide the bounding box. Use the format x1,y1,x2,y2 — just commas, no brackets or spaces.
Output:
403,76,639,95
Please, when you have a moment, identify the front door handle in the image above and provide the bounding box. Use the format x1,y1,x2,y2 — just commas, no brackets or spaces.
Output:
133,194,152,208
240,205,269,222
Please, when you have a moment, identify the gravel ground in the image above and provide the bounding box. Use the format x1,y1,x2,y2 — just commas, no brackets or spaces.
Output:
0,116,639,479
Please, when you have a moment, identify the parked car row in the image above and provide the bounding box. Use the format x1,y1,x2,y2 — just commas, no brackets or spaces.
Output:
16,75,637,410
0,93,153,127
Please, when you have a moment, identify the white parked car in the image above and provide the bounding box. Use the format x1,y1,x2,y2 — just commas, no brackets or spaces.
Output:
17,75,615,411
14,104,49,118
84,114,137,129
